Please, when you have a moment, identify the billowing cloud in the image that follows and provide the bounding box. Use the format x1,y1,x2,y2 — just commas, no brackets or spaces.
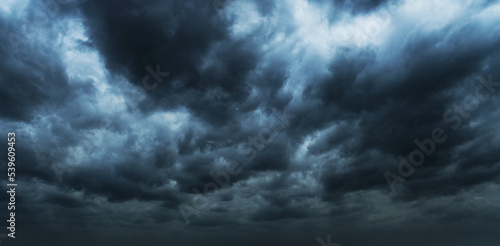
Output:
2,0,500,245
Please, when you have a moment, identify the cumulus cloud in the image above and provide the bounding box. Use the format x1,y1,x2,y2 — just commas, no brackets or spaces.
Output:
2,0,500,245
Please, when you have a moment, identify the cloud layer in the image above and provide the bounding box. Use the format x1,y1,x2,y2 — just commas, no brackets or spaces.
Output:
1,0,500,245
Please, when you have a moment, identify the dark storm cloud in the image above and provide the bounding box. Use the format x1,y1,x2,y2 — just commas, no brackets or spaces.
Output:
293,9,500,201
0,23,71,121
307,0,399,24
331,0,396,15
249,205,310,221
2,0,500,245
76,0,266,126
67,0,301,206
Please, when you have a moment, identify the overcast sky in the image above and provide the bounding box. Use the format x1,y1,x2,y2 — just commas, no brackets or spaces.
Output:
2,0,500,245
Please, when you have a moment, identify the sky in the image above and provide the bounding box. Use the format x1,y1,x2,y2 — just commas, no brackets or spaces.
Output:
1,0,500,245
